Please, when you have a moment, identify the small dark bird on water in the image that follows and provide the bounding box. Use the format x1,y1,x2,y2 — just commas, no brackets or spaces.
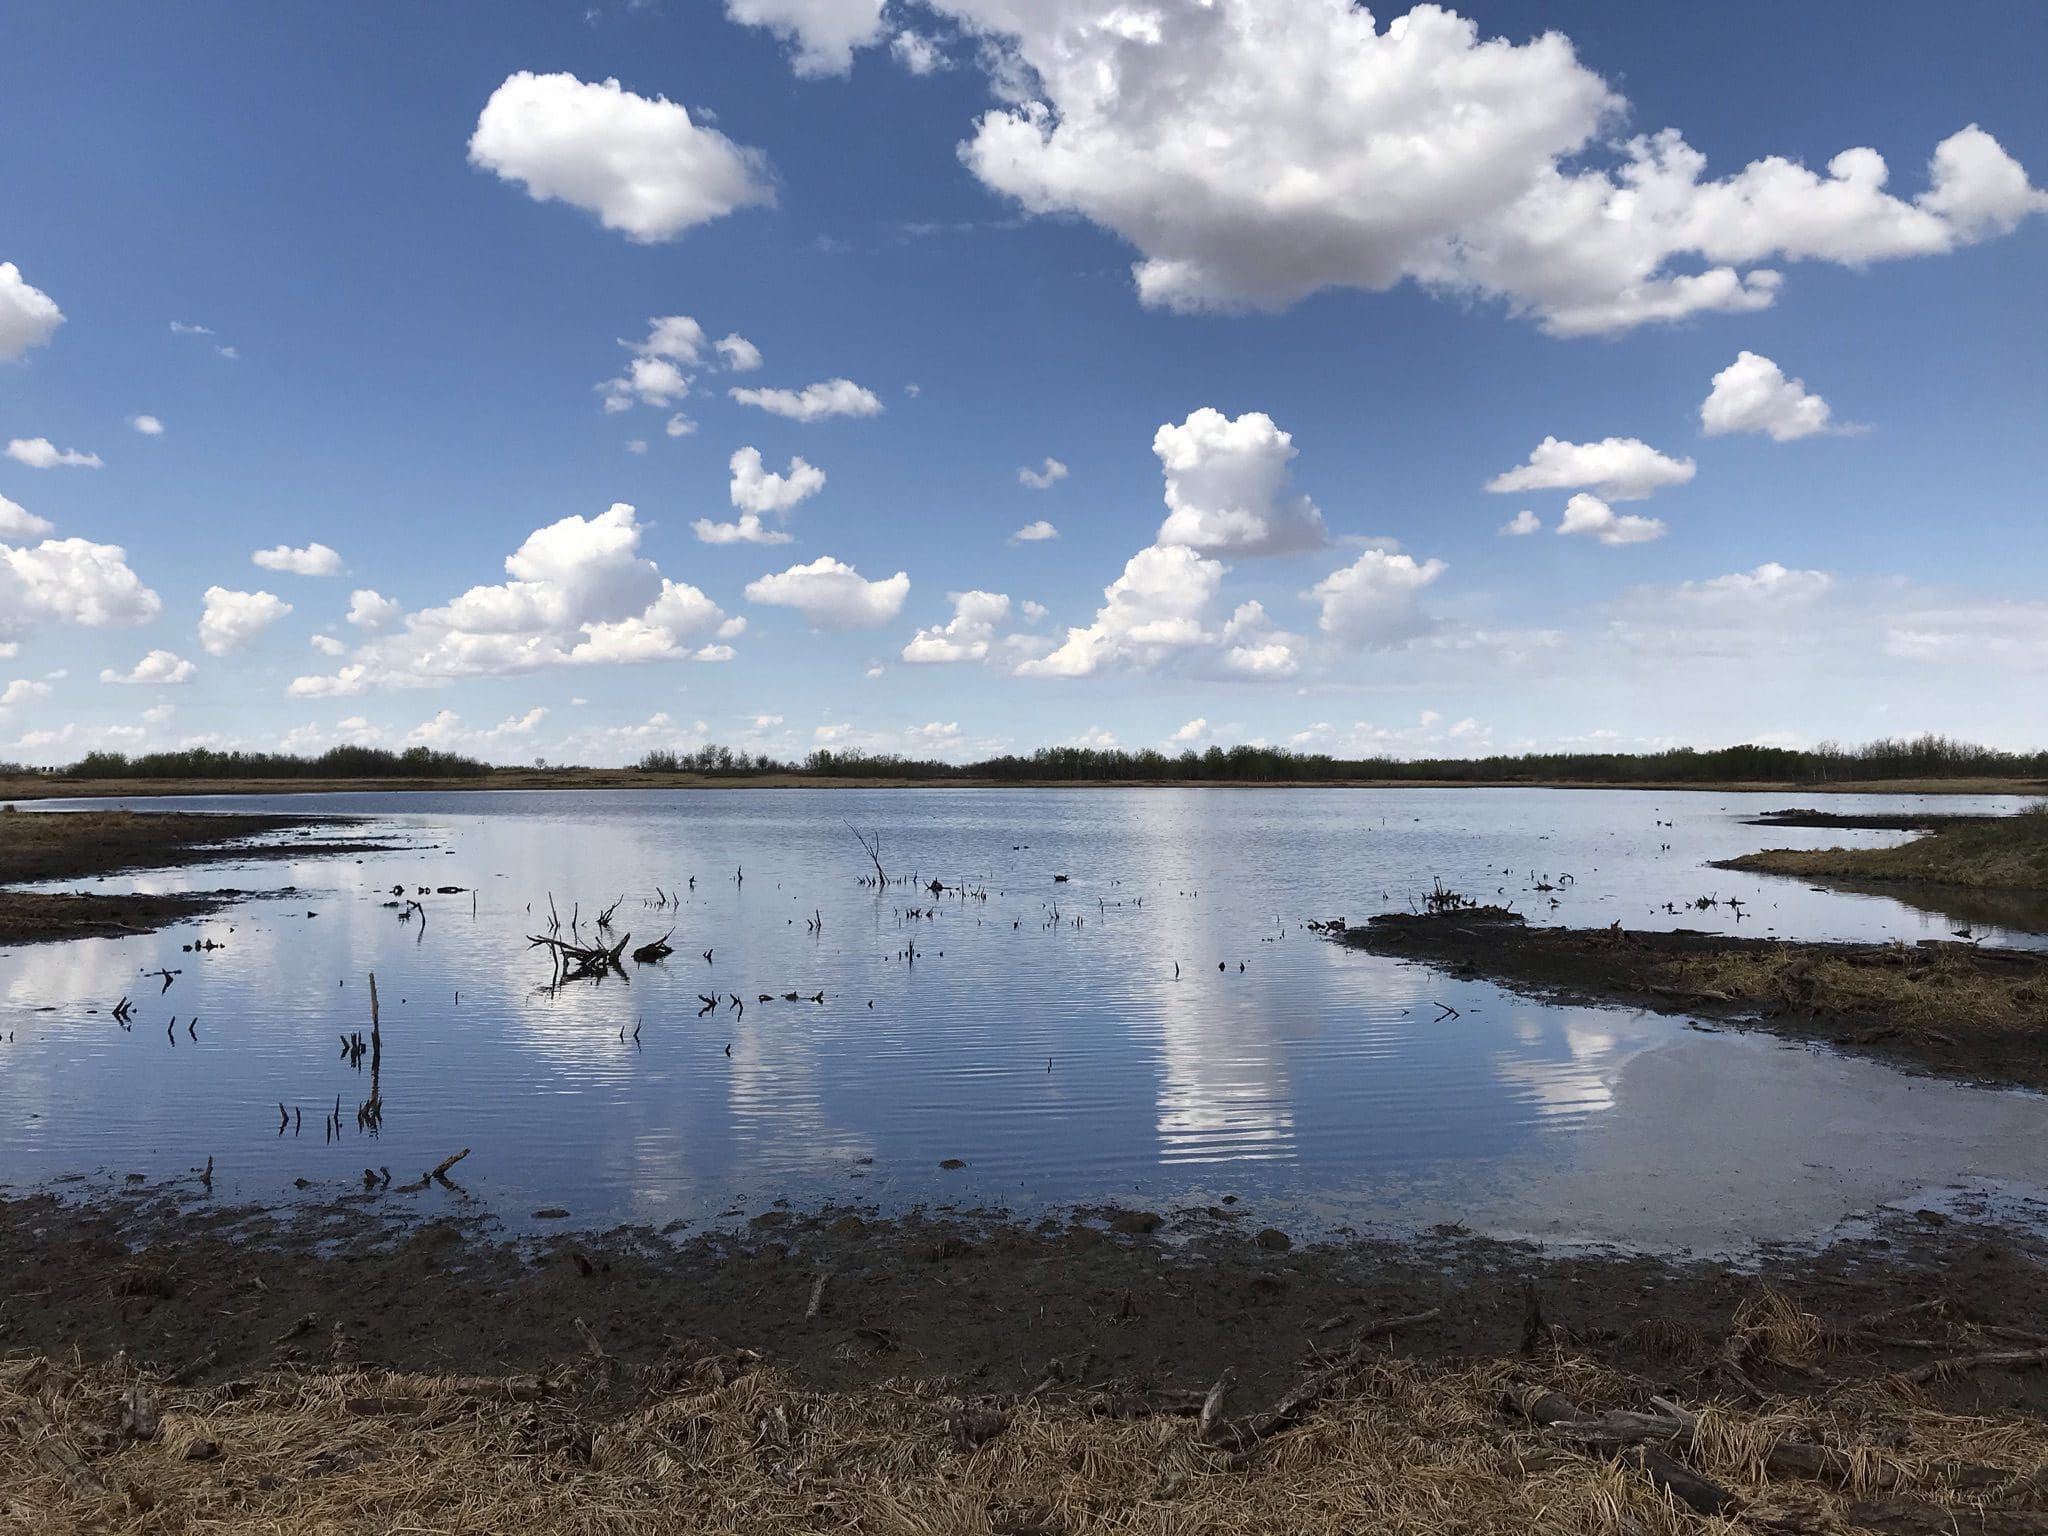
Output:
1173,962,1179,978
724,1043,732,1056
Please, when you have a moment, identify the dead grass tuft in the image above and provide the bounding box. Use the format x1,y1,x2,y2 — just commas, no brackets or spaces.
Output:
1664,942,2044,1036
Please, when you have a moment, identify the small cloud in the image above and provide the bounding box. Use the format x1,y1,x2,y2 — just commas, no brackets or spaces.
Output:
1167,716,1208,746
891,28,946,73
729,378,883,422
310,633,348,656
665,412,698,437
626,438,648,454
6,437,102,469
0,678,52,707
1010,520,1058,543
101,649,196,685
1557,493,1666,545
1018,456,1067,490
130,414,165,436
715,333,762,371
252,542,343,577
168,321,215,336
1486,436,1695,502
1700,351,1853,441
1499,509,1542,537
215,345,239,360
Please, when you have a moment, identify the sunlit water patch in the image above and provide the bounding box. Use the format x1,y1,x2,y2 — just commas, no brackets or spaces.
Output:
1,787,2042,1253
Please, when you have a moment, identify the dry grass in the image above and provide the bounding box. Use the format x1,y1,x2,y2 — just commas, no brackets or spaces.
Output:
1725,803,2048,892
1663,942,2045,1036
7,1320,2048,1536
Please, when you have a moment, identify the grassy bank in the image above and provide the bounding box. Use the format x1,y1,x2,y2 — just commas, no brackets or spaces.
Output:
1342,911,2048,1091
1723,803,2048,891
11,1327,2048,1535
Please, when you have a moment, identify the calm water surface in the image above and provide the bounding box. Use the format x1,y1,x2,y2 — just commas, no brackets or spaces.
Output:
3,787,2043,1253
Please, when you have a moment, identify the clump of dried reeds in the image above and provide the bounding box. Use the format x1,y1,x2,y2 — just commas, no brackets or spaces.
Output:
7,1317,2048,1535
1665,942,2044,1035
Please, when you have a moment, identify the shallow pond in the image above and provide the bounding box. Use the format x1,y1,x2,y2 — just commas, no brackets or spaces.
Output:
3,787,2043,1253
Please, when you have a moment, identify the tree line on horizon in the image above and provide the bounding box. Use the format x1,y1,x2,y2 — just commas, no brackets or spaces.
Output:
1,733,2037,786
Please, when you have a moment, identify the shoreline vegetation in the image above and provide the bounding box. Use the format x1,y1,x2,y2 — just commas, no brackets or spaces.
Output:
0,732,2041,800
3,1183,2048,1533
1722,803,2048,892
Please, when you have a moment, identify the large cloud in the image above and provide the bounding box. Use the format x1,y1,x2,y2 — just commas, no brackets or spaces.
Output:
1485,436,1695,501
0,263,63,361
1153,408,1326,557
199,587,293,655
935,1,2045,333
1700,351,1843,441
288,503,731,693
468,72,775,242
745,556,909,628
0,537,161,632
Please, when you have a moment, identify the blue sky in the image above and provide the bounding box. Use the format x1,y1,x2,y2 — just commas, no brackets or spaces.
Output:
1,0,2043,766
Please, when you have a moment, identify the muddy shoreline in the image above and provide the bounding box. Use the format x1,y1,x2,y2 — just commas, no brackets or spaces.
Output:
1337,910,2048,1093
0,810,403,946
4,1180,2045,1416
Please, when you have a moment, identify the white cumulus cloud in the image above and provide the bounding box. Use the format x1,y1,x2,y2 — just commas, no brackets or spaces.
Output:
101,649,197,685
0,496,52,538
199,587,292,655
1308,550,1446,648
0,263,63,360
1500,510,1542,537
745,555,909,628
253,542,343,577
130,415,165,436
1700,351,1844,441
716,332,763,370
0,679,51,708
1010,520,1058,543
726,0,889,76
1153,407,1327,557
467,72,775,242
1018,544,1223,677
1018,456,1067,489
0,537,160,631
902,590,1011,663
347,589,402,630
1486,436,1696,501
6,437,102,469
934,2,2045,333
729,446,825,514
729,378,883,421
1557,493,1666,545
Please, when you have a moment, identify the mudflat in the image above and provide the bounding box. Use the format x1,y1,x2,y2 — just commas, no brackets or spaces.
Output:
0,810,400,945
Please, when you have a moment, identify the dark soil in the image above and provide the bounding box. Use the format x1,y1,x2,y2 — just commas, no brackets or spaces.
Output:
0,810,403,945
1747,807,2004,831
0,889,248,945
1337,909,2048,1092
5,1181,2048,1423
